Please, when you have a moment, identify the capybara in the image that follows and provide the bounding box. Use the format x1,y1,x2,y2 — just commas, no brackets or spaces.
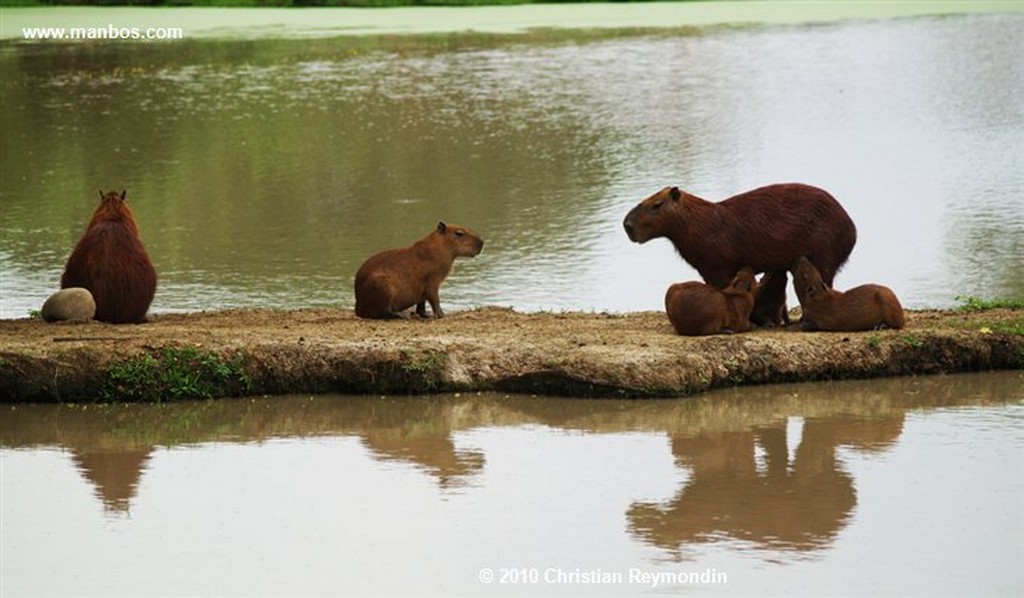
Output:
665,267,759,336
354,221,484,319
623,183,856,323
790,256,905,331
41,287,96,322
60,190,157,324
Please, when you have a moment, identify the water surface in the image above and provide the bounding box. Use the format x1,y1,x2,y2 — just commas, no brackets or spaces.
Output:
2,12,1022,318
2,372,1021,595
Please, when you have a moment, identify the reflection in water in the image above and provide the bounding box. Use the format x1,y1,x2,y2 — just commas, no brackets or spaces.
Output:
2,372,1022,595
358,400,486,489
2,373,1019,553
628,414,902,556
69,448,153,513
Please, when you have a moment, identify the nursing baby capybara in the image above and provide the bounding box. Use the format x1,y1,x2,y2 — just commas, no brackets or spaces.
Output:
665,267,759,336
354,221,484,319
623,184,856,325
790,256,905,331
60,190,157,324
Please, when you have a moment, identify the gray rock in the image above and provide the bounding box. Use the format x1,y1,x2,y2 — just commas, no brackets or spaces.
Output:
41,288,96,322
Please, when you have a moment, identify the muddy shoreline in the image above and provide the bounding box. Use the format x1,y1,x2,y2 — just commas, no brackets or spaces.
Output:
1,306,1021,402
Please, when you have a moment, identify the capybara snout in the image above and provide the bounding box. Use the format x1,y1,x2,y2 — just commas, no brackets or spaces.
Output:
623,186,680,244
447,224,485,257
354,221,483,320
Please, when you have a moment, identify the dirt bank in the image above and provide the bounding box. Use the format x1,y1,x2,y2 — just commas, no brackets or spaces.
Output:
1,307,1021,402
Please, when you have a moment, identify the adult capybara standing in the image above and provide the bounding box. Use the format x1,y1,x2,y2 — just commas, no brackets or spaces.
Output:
60,190,157,324
665,267,759,336
623,183,856,322
355,221,484,319
790,256,905,331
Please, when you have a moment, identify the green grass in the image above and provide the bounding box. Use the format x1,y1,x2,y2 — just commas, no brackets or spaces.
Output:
986,319,1024,335
900,334,923,349
399,348,447,391
103,346,251,402
954,295,1024,312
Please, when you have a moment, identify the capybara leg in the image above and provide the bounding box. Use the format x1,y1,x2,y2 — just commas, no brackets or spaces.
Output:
426,291,444,318
751,270,788,327
416,301,429,318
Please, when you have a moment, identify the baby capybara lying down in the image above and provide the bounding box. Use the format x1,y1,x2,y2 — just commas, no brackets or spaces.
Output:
355,221,484,319
790,256,905,332
665,267,759,336
60,190,157,324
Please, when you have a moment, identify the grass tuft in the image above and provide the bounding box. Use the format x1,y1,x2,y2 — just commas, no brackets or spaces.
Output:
102,346,251,402
954,295,1024,312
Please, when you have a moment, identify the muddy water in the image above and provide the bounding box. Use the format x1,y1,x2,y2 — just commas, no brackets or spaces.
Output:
2,372,1021,595
2,11,1023,319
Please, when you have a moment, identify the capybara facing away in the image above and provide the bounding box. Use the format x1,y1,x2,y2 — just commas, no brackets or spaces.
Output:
61,190,157,324
790,256,905,331
355,221,484,319
665,267,759,336
623,184,856,324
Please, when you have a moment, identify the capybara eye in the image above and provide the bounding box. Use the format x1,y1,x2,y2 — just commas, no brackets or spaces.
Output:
650,200,663,211
454,230,465,237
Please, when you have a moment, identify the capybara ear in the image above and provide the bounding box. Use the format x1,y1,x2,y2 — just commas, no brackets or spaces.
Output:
120,190,127,200
669,187,681,201
437,221,447,234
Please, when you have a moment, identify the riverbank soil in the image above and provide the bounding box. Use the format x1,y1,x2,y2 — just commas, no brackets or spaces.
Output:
1,307,1021,401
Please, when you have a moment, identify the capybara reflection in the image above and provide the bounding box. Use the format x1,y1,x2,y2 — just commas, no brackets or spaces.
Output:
665,267,758,336
623,184,856,323
355,221,484,319
60,190,157,324
790,256,905,331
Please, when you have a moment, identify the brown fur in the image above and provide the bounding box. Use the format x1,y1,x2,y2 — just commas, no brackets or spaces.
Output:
624,183,856,323
665,267,759,336
750,270,790,327
790,256,905,331
354,222,484,319
60,190,157,324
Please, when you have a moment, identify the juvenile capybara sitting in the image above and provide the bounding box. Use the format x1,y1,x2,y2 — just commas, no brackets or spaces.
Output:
355,221,484,319
665,267,759,336
623,184,856,323
790,256,905,331
60,190,157,324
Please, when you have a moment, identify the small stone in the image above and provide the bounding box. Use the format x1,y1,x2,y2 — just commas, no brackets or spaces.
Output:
41,288,96,322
